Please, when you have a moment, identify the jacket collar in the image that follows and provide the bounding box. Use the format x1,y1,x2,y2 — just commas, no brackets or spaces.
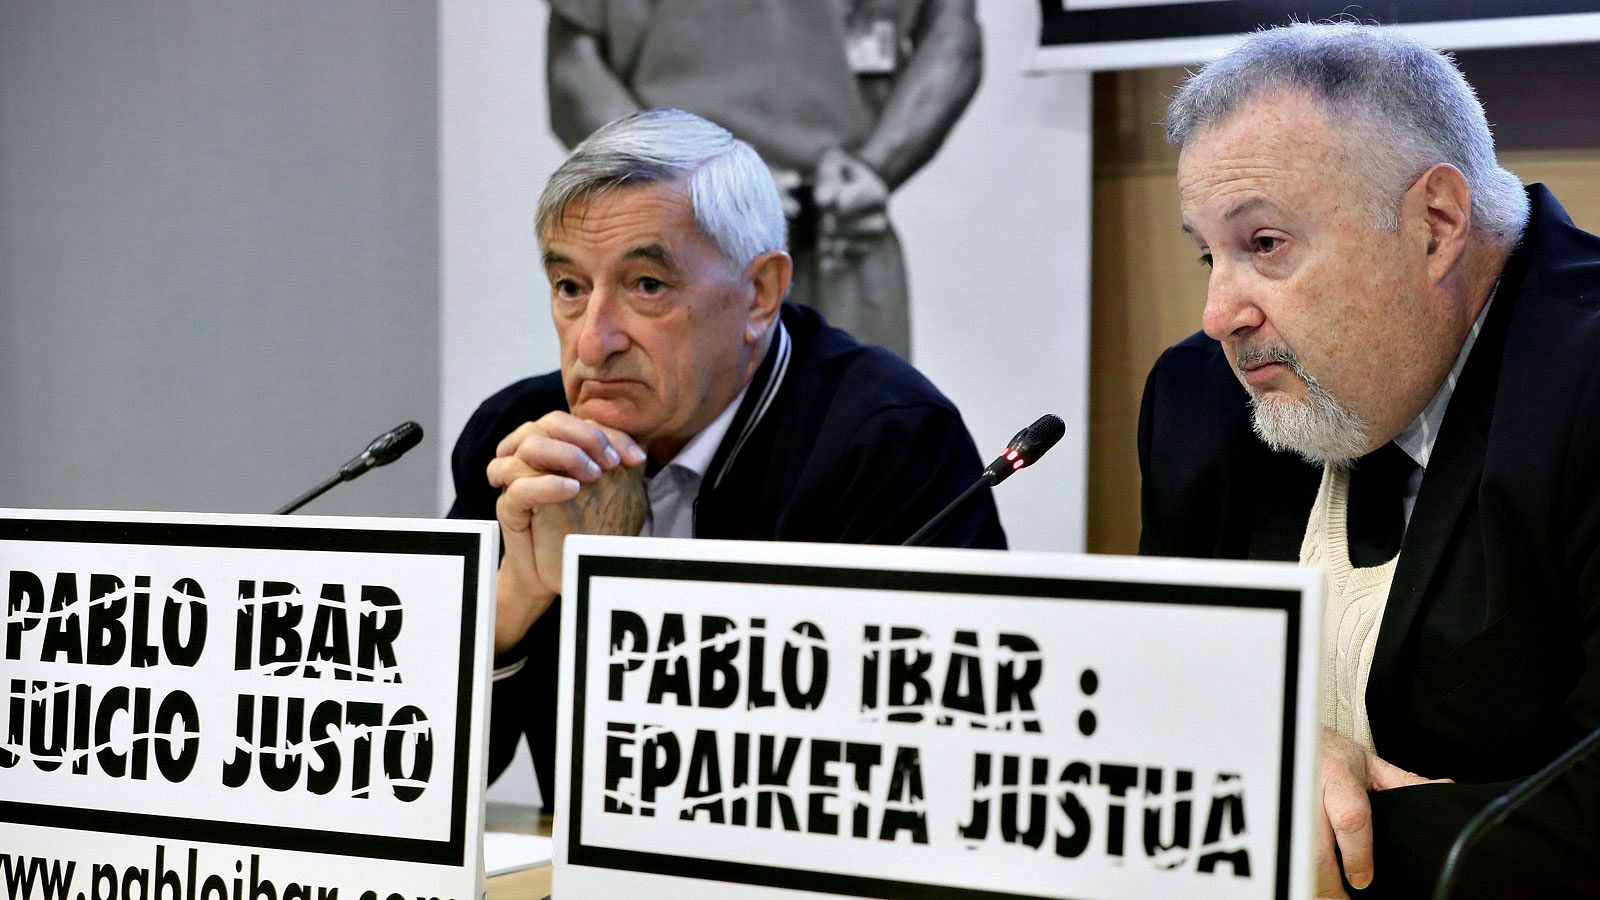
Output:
705,315,792,492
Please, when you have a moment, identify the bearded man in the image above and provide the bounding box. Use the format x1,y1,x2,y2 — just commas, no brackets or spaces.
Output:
1139,21,1600,900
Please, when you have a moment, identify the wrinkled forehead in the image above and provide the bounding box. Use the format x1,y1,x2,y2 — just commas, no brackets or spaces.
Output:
1177,92,1366,209
1182,89,1333,157
539,178,698,247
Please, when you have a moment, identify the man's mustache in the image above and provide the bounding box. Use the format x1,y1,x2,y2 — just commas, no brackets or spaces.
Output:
1235,344,1302,375
1235,344,1333,389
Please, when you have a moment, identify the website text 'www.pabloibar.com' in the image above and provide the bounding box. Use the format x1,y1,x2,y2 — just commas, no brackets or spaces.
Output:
1,847,458,900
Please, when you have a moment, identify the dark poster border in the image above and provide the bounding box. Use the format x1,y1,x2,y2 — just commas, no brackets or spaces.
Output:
0,517,485,867
1040,1,1600,48
568,555,1307,899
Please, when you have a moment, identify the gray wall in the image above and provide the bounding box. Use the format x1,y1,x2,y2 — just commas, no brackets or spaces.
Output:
0,1,439,517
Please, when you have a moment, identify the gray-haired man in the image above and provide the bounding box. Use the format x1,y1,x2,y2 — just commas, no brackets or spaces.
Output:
448,108,1005,808
1140,21,1600,899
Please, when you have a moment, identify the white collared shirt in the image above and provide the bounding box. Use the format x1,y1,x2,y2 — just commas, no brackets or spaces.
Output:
1392,285,1497,524
638,382,751,539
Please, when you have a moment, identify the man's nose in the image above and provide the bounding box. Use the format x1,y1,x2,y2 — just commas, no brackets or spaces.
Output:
1201,264,1265,342
575,288,631,367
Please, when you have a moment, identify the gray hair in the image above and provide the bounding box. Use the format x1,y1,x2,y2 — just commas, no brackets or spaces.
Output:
536,108,787,269
1166,21,1528,247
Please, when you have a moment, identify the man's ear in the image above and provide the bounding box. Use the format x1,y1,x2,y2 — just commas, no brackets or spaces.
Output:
1412,163,1473,284
744,250,792,343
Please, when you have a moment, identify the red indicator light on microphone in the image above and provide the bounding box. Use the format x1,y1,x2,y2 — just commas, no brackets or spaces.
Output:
1005,449,1019,461
1012,459,1025,470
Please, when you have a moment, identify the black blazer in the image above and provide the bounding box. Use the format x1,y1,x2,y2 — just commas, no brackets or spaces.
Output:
449,302,1006,807
1139,186,1600,898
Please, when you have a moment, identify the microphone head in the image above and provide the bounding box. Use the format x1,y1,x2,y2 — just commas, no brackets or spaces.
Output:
341,421,425,480
367,421,424,467
987,414,1065,484
1006,414,1065,465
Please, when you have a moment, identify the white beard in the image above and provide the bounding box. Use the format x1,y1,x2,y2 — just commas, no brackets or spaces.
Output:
1241,349,1368,466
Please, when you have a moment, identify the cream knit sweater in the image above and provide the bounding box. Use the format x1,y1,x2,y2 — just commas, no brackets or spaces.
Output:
1301,463,1399,753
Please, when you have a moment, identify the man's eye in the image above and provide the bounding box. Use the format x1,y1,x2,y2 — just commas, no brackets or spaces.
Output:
1253,235,1283,254
554,278,582,298
1197,252,1213,269
637,277,666,295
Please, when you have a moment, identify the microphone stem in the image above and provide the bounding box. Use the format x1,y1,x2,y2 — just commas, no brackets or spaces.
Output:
1432,723,1600,900
274,472,343,515
902,475,994,547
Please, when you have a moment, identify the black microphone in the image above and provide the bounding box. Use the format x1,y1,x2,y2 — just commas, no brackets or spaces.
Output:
1431,721,1600,900
902,414,1064,547
275,421,425,515
338,420,424,480
982,414,1066,485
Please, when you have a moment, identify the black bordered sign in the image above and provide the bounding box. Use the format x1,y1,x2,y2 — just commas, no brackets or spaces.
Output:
1037,1,1600,69
556,538,1321,899
0,511,494,870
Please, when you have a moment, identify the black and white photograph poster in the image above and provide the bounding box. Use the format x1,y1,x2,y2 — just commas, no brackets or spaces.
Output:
441,2,1091,558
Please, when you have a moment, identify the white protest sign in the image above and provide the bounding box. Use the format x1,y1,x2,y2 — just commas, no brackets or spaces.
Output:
0,509,496,900
554,537,1321,899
